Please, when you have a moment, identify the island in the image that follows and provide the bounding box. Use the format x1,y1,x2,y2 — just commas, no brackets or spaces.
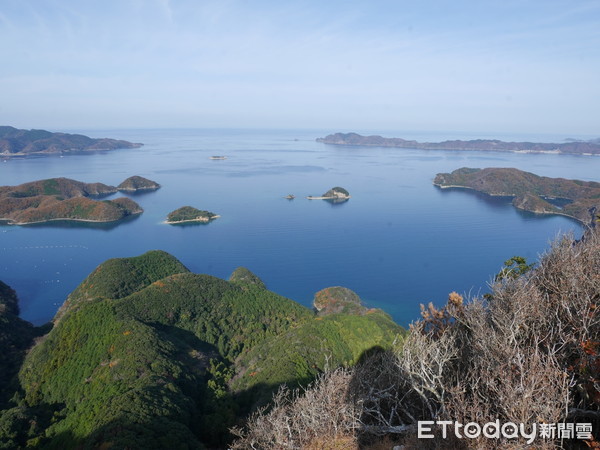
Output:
433,167,600,225
307,186,350,201
0,126,142,157
166,206,220,224
117,175,161,191
0,176,159,225
317,132,600,155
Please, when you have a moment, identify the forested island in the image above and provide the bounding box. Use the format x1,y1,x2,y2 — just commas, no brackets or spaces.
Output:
166,206,220,224
117,175,161,191
434,167,600,225
307,186,350,201
317,132,600,155
0,126,142,157
0,251,401,448
0,176,159,225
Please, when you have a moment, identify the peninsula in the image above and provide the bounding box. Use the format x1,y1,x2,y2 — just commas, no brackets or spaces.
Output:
307,186,350,201
317,132,600,155
0,126,142,157
166,206,220,224
0,176,159,225
434,167,600,225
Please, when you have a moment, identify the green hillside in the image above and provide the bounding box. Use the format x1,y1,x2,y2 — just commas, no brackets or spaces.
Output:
0,177,160,226
0,251,403,449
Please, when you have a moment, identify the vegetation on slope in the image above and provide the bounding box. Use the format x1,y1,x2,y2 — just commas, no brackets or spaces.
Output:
317,132,600,155
166,206,219,224
322,186,350,198
56,250,190,319
0,177,160,225
434,167,600,224
0,126,142,156
0,251,402,449
313,286,365,316
234,231,600,449
117,176,161,191
229,267,267,290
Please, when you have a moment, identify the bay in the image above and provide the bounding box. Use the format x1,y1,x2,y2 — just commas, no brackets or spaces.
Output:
0,128,593,326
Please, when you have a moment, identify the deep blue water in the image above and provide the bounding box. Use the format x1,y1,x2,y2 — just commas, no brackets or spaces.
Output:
0,128,594,327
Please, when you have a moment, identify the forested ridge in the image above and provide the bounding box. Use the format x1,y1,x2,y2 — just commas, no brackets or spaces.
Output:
5,232,596,449
0,251,402,449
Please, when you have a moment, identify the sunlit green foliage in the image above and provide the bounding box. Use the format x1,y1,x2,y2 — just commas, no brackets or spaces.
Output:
233,310,402,395
495,256,535,281
229,267,267,290
166,207,217,223
1,251,403,448
64,250,190,306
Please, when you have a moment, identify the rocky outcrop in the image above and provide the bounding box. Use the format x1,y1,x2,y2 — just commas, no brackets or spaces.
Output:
317,132,600,155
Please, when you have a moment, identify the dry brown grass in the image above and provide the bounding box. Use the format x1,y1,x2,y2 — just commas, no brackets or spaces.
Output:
232,231,600,449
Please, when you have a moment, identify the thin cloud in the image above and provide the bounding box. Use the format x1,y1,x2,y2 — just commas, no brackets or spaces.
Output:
0,0,598,133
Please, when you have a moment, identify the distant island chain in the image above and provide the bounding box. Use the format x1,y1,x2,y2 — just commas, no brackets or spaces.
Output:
0,126,141,157
317,132,600,155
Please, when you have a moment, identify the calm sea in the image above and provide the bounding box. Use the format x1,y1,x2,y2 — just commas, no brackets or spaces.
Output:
0,128,595,326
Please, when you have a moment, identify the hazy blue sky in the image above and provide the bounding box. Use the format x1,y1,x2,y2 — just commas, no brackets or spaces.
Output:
1,0,599,135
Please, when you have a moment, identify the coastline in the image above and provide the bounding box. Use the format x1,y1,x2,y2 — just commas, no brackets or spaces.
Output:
117,187,159,192
1,147,143,158
512,205,585,225
164,215,220,224
433,182,586,225
1,212,142,226
307,196,351,200
318,134,600,156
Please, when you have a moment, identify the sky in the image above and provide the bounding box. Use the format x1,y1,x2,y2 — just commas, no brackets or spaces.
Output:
1,0,599,136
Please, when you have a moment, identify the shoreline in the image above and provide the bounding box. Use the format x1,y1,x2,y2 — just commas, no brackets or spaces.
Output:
318,139,600,157
117,187,160,192
433,183,586,225
164,215,221,225
1,212,142,226
1,145,143,158
307,196,351,200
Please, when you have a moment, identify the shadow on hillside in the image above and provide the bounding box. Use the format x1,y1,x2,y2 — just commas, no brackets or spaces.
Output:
0,401,67,449
345,345,467,449
82,415,203,450
434,184,513,208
